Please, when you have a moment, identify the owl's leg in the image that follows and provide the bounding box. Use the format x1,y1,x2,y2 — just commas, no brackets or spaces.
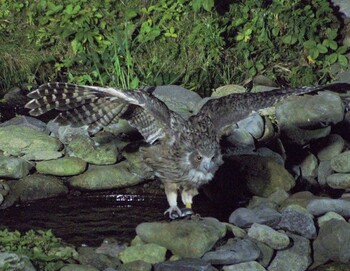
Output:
181,188,198,212
163,182,182,219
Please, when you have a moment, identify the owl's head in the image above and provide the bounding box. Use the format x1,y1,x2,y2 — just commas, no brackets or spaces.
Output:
183,142,223,185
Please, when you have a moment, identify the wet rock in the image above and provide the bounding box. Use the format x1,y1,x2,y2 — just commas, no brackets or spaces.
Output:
119,243,167,264
229,155,295,197
316,134,345,161
36,157,87,176
154,258,217,271
136,217,226,258
77,246,121,270
69,161,144,190
0,181,9,205
61,264,99,271
318,211,346,227
331,151,350,172
202,238,260,265
0,252,36,271
67,135,118,165
267,233,311,271
118,260,152,271
307,198,350,217
0,156,33,179
0,125,62,160
122,151,154,180
46,120,90,144
247,223,290,250
145,85,202,118
14,174,68,202
317,160,333,186
223,261,266,271
0,115,46,132
228,207,281,228
327,173,350,188
312,220,350,267
277,205,316,239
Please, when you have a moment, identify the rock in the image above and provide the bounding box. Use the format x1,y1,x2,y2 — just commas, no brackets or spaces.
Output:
327,173,350,188
0,156,33,178
104,119,137,135
317,160,333,186
77,246,120,270
96,238,127,258
296,152,318,183
279,191,319,209
316,134,345,161
0,125,62,160
13,174,68,202
229,155,295,197
277,205,316,239
224,223,246,238
67,135,118,165
60,264,99,271
122,150,154,180
154,258,217,271
119,243,167,264
36,157,87,176
211,84,246,97
318,211,346,227
228,207,281,228
0,252,36,271
267,233,311,271
279,125,331,146
312,219,350,267
0,115,46,132
331,151,350,172
223,261,266,271
118,260,152,271
202,238,260,265
136,217,226,258
307,198,350,217
254,241,274,268
247,223,290,250
46,120,90,144
145,85,202,118
276,91,344,130
69,161,144,190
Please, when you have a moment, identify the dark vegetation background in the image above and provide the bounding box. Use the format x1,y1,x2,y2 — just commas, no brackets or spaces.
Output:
0,0,348,96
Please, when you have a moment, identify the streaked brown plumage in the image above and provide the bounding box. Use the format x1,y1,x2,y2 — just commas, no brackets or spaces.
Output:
25,82,350,218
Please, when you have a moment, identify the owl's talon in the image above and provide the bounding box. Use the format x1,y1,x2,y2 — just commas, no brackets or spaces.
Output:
164,206,182,219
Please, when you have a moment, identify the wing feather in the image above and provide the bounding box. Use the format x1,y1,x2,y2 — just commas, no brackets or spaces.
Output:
25,83,173,143
192,83,350,137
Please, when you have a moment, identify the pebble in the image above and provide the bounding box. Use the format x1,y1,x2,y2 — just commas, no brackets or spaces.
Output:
331,150,350,172
307,198,350,217
229,207,281,228
223,261,266,271
317,211,345,228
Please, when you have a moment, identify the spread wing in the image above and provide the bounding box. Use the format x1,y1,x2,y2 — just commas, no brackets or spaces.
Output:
25,82,173,144
191,83,350,137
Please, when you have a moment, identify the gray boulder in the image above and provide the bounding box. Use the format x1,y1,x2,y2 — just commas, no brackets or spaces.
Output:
229,207,281,228
0,156,33,179
69,161,144,190
136,217,226,258
0,125,62,160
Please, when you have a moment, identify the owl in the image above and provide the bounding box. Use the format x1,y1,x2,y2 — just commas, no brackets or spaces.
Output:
25,82,350,219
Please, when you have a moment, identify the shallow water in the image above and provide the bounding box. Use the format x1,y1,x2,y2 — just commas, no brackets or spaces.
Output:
0,191,230,246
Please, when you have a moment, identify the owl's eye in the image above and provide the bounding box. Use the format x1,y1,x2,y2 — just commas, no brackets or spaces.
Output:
196,155,202,161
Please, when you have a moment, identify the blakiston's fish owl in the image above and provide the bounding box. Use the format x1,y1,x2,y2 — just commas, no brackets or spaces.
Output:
25,82,350,218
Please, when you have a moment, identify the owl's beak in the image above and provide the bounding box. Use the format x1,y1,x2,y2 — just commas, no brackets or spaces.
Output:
202,157,212,171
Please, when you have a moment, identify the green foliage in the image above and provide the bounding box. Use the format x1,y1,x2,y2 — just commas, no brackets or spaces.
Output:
0,0,348,93
0,229,78,271
222,0,348,86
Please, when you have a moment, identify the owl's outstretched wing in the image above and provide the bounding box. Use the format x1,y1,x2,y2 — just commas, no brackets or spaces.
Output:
25,83,172,144
192,83,350,137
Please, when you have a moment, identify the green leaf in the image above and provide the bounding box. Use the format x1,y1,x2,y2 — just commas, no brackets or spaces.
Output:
327,53,338,64
338,55,348,67
303,39,316,49
272,27,279,37
309,48,319,60
191,0,201,12
316,44,328,54
202,0,214,12
256,62,264,71
337,46,348,54
282,35,292,44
